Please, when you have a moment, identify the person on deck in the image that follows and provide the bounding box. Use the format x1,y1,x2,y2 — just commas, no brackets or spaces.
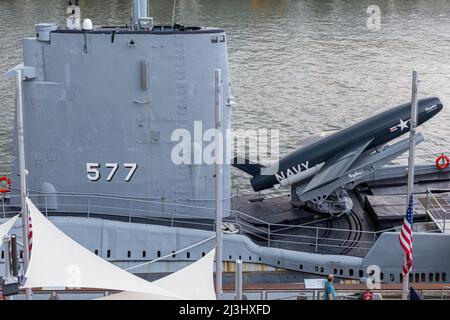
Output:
324,274,336,300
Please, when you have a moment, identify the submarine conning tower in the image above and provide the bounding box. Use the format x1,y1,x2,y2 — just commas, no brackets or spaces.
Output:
10,0,232,218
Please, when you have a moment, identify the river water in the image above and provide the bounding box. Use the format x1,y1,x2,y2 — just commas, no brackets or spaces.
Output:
0,0,449,191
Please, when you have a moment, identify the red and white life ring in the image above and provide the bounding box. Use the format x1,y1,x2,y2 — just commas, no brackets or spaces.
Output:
0,176,11,193
436,154,450,170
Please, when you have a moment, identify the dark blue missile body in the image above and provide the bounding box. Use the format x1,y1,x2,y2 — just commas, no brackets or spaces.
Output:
234,97,443,192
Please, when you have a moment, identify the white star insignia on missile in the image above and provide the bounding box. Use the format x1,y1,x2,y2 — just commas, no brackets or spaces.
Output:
398,118,410,131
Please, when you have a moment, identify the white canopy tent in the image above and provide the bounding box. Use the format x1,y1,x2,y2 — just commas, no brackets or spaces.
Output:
98,249,216,300
0,215,19,245
22,198,187,299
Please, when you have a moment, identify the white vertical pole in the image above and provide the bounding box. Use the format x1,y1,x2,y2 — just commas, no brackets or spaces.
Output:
171,0,177,29
133,0,148,29
3,237,11,301
402,70,418,300
235,259,243,300
15,70,32,300
215,69,223,300
3,237,11,282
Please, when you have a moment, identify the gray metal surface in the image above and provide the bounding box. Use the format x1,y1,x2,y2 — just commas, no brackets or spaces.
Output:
9,26,232,218
294,135,425,213
1,213,448,284
302,137,373,193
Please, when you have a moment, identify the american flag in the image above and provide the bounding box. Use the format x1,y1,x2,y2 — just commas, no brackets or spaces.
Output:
399,193,414,276
28,215,33,254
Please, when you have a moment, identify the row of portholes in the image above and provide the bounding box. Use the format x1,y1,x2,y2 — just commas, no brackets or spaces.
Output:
90,250,264,263
365,270,446,283
91,250,207,259
228,255,262,262
405,272,447,283
313,265,448,283
0,249,259,262
0,249,446,284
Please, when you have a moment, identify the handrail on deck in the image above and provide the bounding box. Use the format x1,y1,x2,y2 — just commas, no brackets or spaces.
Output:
425,188,449,233
0,191,431,255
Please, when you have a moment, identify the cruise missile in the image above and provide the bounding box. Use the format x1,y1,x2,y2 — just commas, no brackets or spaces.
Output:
233,97,443,193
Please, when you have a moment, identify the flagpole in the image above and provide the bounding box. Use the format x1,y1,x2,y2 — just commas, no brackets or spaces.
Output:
15,69,32,300
402,70,418,300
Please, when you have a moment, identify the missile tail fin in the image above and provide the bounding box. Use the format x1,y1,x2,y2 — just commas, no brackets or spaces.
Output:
232,157,265,177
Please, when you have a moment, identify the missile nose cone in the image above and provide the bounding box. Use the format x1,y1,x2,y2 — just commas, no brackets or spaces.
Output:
436,101,444,113
432,98,443,115
431,96,443,110
417,97,443,126
420,97,443,116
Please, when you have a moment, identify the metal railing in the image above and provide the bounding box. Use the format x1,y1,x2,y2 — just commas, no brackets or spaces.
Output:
0,188,444,255
221,288,450,300
425,188,449,233
8,287,450,300
442,286,450,300
0,191,400,256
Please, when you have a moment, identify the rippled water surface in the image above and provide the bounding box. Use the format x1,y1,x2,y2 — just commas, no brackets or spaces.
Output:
0,0,449,191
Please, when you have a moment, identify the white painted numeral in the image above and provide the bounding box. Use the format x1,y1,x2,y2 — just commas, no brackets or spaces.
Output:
105,163,119,181
86,163,100,181
86,163,138,182
124,163,138,182
66,4,81,30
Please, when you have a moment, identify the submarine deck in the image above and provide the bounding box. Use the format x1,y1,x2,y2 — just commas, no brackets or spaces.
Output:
231,169,450,257
2,173,449,258
230,191,375,257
